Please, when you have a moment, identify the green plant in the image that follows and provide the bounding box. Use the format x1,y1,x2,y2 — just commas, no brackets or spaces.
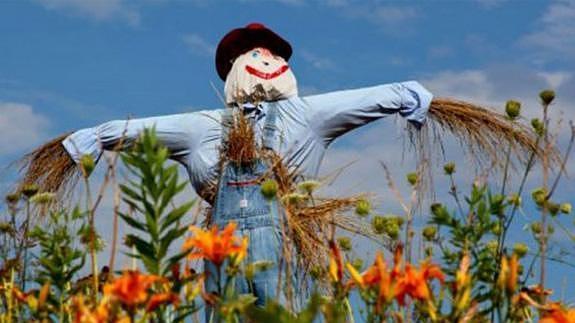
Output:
119,128,195,277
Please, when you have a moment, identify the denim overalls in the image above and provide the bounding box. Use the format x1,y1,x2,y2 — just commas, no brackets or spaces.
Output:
204,104,287,319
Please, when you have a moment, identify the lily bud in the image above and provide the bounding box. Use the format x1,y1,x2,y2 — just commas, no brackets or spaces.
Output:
539,89,555,105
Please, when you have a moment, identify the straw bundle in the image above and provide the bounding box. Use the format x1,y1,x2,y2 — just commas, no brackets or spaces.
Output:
223,109,258,164
424,98,554,167
17,132,79,197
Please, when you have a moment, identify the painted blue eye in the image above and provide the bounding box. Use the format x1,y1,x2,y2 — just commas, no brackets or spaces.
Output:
252,51,259,58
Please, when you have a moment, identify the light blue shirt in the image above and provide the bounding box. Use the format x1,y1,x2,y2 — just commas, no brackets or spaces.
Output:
62,81,432,202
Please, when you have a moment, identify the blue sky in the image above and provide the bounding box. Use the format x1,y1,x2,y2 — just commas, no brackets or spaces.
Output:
1,0,575,306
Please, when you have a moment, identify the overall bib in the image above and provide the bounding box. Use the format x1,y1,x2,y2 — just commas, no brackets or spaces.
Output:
204,104,287,320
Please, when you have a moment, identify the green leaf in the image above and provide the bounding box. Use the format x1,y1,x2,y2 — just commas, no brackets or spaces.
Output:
118,212,147,232
161,201,194,231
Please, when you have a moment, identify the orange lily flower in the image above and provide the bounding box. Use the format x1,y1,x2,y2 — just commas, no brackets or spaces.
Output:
395,261,444,305
498,254,519,294
72,296,110,323
146,292,180,312
507,254,518,293
103,270,161,307
182,222,248,267
540,303,575,323
328,240,344,283
346,251,396,305
345,247,444,309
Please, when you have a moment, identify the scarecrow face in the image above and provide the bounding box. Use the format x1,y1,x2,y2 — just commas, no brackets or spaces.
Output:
224,47,298,104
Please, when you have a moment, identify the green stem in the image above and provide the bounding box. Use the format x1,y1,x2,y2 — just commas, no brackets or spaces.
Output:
84,176,99,300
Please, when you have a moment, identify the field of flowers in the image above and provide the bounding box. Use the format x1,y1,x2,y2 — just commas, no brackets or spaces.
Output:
1,90,574,322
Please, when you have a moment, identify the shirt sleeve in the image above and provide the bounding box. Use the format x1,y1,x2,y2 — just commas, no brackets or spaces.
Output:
62,111,218,164
302,81,433,145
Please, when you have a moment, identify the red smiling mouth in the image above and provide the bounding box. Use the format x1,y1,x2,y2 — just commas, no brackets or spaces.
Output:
245,65,289,80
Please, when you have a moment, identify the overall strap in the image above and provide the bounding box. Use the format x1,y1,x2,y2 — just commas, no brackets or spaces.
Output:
221,106,235,143
263,103,279,151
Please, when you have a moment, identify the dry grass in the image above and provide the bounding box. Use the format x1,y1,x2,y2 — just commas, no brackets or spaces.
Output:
17,132,79,197
423,98,558,167
223,110,258,164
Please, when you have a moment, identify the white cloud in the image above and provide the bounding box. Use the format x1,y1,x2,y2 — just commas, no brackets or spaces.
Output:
299,50,336,70
182,33,216,57
35,0,141,26
427,46,454,59
473,0,508,8
421,66,575,121
324,1,420,31
520,0,575,61
0,102,50,155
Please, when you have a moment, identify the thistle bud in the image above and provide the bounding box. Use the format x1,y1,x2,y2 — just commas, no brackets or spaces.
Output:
422,226,437,241
547,202,560,216
260,179,278,200
21,184,39,198
124,234,136,248
371,215,386,234
309,265,323,280
531,222,542,235
385,222,400,240
443,162,456,175
508,193,521,207
406,172,418,186
531,187,547,207
351,258,363,271
337,236,352,251
486,240,498,254
539,89,555,105
297,180,320,195
505,100,521,119
0,222,13,234
491,222,502,235
30,192,56,205
5,193,20,206
281,193,307,207
531,118,544,136
388,215,405,227
80,154,95,178
355,199,371,217
513,243,529,258
560,203,572,214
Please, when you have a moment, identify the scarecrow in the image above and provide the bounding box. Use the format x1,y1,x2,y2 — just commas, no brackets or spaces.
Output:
18,23,544,311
